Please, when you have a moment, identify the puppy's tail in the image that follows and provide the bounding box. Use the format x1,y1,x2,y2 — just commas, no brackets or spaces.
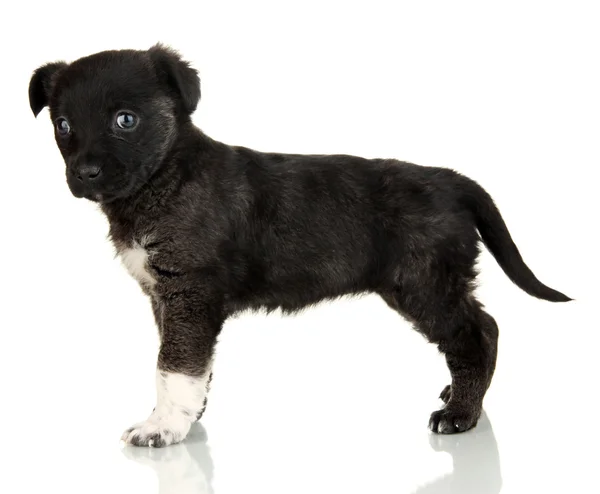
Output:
461,177,572,302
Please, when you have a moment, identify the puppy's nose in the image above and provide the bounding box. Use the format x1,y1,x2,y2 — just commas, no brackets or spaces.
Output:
77,165,102,183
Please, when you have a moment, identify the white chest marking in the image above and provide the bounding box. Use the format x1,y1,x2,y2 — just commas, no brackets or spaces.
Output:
120,243,156,288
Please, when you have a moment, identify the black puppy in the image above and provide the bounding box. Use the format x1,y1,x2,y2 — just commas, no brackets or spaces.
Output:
29,45,571,447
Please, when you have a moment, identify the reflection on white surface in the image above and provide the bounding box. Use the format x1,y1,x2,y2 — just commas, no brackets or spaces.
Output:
122,423,214,494
414,412,501,494
121,413,500,494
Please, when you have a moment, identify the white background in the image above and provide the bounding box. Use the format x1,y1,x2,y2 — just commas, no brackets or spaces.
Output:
1,1,598,493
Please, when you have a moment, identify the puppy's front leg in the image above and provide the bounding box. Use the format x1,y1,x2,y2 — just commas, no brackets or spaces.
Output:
122,290,222,448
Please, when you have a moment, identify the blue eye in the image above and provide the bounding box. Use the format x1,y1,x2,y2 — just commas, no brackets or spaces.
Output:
56,117,71,136
116,112,138,130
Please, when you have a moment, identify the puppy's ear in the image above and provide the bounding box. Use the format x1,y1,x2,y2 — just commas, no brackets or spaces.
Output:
149,44,201,114
29,62,68,117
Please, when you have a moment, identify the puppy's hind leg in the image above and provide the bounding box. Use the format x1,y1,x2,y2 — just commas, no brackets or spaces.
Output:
429,299,498,433
382,287,498,434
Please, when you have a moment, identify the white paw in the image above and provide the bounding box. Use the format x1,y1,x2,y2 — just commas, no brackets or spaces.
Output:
122,369,211,448
121,412,192,448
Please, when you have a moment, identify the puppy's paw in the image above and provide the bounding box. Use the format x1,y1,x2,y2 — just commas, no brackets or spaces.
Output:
439,385,452,404
121,413,192,448
429,407,480,434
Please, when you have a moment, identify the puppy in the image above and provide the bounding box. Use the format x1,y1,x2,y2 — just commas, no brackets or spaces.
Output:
29,44,571,447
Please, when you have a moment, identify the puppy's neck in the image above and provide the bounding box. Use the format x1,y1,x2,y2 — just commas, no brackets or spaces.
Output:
101,124,222,246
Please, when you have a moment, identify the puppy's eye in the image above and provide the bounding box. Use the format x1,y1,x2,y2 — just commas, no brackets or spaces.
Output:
116,112,138,130
55,117,71,136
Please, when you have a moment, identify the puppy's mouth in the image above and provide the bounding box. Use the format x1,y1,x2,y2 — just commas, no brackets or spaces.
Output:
73,175,147,204
81,189,129,204
70,185,119,203
69,181,125,203
67,162,157,204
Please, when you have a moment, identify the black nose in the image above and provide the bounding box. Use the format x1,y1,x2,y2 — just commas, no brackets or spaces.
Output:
77,165,102,183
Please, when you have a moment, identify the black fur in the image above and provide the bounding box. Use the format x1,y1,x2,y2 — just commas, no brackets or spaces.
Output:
30,45,571,438
29,62,68,117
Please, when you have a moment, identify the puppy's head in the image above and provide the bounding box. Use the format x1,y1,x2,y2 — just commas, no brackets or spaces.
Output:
29,44,200,203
